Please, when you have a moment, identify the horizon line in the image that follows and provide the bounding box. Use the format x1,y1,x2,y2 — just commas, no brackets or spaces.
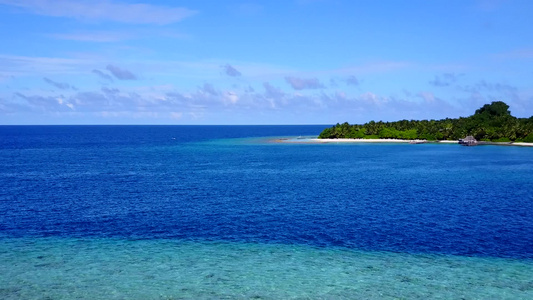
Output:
0,124,334,126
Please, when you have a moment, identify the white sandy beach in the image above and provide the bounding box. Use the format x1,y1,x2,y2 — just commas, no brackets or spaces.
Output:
511,142,533,147
307,138,431,143
279,138,533,146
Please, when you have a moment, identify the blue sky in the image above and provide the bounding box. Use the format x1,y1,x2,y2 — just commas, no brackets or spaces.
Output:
1,0,532,124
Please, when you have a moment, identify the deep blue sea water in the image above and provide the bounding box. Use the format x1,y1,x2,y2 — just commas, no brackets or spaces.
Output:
1,125,532,299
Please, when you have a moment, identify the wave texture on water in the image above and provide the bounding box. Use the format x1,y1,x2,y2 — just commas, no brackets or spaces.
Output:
0,125,532,298
1,238,532,299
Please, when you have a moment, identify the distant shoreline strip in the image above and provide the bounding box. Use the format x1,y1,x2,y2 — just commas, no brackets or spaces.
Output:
275,138,533,147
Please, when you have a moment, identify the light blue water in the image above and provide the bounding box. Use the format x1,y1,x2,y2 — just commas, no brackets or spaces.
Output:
0,126,532,298
1,238,532,299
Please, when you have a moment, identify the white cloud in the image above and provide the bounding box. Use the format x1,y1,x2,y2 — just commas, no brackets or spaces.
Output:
458,80,517,93
359,92,381,105
334,61,411,76
49,31,132,42
0,54,92,76
222,64,242,77
43,77,74,90
417,92,436,103
199,83,218,96
263,82,285,99
0,0,197,25
15,93,76,112
224,91,238,104
48,29,189,43
170,112,183,120
285,76,324,90
492,48,533,60
106,64,137,80
345,75,359,86
92,69,113,81
429,73,462,87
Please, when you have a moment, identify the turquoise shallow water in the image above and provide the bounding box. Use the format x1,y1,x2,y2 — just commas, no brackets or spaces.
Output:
1,238,532,299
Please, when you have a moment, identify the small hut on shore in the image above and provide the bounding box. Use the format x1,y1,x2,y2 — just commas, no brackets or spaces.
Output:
459,136,478,146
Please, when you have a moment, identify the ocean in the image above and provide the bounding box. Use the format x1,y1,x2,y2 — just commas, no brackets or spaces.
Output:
0,125,532,299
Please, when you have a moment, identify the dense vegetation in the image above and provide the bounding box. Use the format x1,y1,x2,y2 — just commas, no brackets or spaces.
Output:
318,101,533,142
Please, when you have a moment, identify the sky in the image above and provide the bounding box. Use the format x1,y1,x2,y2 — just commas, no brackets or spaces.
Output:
1,0,532,125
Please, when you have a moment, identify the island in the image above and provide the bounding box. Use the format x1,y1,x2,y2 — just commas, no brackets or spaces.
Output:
318,101,533,144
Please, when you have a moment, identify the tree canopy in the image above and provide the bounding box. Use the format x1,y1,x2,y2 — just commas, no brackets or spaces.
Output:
318,101,533,142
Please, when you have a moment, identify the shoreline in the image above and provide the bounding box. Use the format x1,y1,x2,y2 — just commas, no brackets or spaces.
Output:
276,138,533,147
308,138,435,143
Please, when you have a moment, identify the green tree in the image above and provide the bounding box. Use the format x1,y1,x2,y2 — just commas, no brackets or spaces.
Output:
318,101,532,142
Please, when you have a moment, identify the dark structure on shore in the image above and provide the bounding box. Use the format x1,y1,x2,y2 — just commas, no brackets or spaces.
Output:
459,136,478,146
